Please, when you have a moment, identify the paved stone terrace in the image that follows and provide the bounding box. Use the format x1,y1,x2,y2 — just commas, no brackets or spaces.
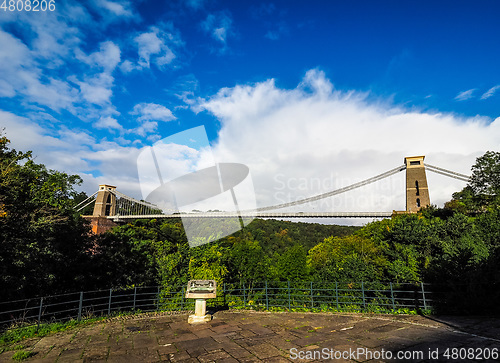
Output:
1,310,500,362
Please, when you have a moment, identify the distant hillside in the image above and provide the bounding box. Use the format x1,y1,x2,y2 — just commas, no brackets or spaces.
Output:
243,218,360,255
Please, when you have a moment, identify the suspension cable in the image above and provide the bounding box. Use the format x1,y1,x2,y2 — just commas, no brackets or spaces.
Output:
75,192,98,212
425,163,470,182
111,190,161,209
255,164,406,212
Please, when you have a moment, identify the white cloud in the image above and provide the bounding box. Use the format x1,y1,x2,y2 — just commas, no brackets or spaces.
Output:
133,121,159,137
0,79,15,97
13,9,83,65
94,116,124,131
197,70,499,217
134,26,178,69
74,73,115,106
0,111,95,173
131,103,176,122
454,88,476,101
0,110,145,197
0,30,32,68
119,60,136,73
480,85,500,100
0,25,80,112
76,41,121,72
19,72,79,112
201,11,234,52
95,0,133,17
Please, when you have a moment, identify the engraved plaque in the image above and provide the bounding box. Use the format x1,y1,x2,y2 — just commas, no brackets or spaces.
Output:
185,280,217,299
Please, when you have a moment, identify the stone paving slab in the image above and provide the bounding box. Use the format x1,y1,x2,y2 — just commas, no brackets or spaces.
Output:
1,311,500,362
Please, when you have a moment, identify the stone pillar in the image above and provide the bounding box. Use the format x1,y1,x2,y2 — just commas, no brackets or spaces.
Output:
92,185,117,217
188,299,212,324
89,216,117,235
405,156,430,213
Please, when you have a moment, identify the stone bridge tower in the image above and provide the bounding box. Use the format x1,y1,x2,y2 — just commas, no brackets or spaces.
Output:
405,156,430,213
89,184,117,234
92,184,116,217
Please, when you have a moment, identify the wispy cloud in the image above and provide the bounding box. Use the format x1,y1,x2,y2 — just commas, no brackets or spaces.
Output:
184,0,206,10
94,116,124,132
201,11,234,53
454,88,476,101
135,27,175,68
169,74,200,106
124,24,183,71
76,41,121,72
95,0,134,17
265,21,289,41
0,3,128,117
131,103,176,123
480,85,500,100
251,3,289,41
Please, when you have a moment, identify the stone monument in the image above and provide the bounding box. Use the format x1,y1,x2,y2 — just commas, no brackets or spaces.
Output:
185,280,217,324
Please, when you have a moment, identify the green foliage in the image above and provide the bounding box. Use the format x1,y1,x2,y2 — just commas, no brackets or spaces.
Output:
451,150,500,211
91,219,164,288
11,350,36,361
277,244,308,281
0,134,95,300
469,151,500,203
308,235,386,282
229,238,270,282
0,317,106,347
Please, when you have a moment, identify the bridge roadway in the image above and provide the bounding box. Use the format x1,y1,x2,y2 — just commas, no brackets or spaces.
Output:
109,211,394,221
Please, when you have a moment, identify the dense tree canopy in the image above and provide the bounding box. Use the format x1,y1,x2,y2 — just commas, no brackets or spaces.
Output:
2,137,499,313
0,134,94,300
450,151,500,211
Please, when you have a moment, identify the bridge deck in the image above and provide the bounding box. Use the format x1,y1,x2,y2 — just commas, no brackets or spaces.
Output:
109,211,394,221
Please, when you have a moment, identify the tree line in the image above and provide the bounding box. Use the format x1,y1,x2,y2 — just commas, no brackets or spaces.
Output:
1,134,499,313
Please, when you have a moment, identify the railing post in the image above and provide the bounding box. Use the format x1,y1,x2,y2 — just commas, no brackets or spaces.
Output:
156,286,160,311
37,297,43,326
181,286,185,311
335,282,339,310
361,282,366,310
108,288,112,315
390,283,396,311
287,280,291,310
243,282,246,307
133,287,137,310
413,283,420,311
265,281,269,310
421,282,427,311
222,282,226,309
310,281,314,310
78,292,84,320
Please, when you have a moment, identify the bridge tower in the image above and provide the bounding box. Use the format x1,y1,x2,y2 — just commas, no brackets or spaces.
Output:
93,184,117,217
405,156,430,213
90,184,117,234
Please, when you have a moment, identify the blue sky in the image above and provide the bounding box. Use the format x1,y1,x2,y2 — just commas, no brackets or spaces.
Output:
1,0,499,219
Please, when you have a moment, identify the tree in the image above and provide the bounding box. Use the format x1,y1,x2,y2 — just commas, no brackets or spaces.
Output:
277,244,308,281
451,151,500,210
0,134,95,299
470,151,500,198
229,238,270,283
307,235,386,282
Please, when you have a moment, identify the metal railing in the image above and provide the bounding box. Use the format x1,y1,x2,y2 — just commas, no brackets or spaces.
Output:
222,281,431,312
0,281,432,331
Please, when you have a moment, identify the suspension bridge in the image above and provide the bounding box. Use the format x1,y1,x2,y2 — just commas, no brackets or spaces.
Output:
76,156,470,234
